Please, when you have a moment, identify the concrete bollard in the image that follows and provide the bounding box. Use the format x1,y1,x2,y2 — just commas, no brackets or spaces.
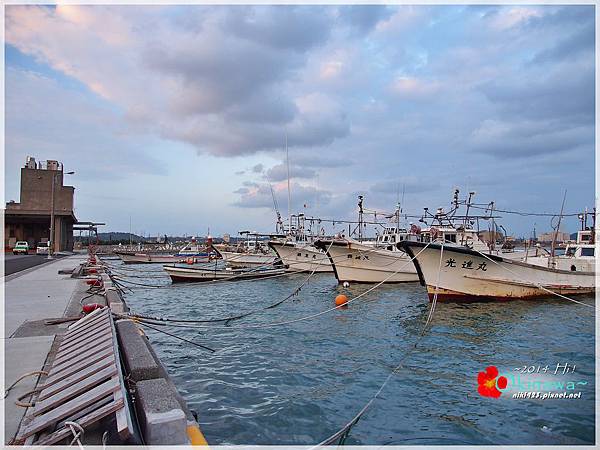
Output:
115,320,161,381
135,378,188,445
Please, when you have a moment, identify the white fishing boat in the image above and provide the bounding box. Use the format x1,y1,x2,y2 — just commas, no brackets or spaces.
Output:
115,237,214,264
164,265,285,283
268,213,333,273
268,240,333,273
398,211,596,302
315,236,419,283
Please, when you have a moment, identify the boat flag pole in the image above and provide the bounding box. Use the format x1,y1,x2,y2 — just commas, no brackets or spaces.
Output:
286,133,291,236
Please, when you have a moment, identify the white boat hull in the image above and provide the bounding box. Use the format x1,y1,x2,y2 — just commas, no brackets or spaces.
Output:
220,251,278,268
400,242,596,302
164,265,286,282
315,240,419,283
268,241,333,273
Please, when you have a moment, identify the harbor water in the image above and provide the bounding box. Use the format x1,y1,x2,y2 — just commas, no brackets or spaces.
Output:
117,262,595,445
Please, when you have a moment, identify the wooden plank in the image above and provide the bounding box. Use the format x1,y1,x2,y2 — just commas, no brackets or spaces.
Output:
39,357,116,400
33,398,124,446
56,325,111,355
57,394,113,428
60,316,110,344
49,345,113,377
67,308,108,331
55,329,111,362
61,318,109,347
33,365,118,416
20,378,120,438
63,311,108,337
55,332,112,364
52,334,113,367
109,312,133,440
113,383,130,439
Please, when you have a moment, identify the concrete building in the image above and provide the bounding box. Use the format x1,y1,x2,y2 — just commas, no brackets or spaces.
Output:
5,157,76,252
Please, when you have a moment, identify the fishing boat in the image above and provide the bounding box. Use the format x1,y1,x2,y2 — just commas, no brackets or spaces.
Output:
268,240,333,273
313,197,419,283
398,210,596,302
268,213,333,273
115,237,215,264
213,231,280,268
163,265,286,283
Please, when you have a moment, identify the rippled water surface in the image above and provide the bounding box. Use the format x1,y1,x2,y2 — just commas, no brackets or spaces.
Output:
113,261,595,445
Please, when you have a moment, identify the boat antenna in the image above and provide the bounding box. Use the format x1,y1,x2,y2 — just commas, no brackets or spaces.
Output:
550,190,567,258
286,134,291,236
269,183,284,233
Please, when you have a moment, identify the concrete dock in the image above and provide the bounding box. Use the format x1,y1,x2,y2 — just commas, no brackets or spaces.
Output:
3,253,205,445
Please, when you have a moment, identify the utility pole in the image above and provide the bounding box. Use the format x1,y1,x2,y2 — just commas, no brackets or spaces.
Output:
48,169,74,259
48,173,56,259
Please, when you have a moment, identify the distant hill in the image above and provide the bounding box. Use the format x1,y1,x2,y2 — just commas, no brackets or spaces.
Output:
94,232,145,243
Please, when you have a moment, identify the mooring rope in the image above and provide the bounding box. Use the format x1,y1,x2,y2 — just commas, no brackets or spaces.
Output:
124,242,432,331
310,242,445,446
123,241,337,324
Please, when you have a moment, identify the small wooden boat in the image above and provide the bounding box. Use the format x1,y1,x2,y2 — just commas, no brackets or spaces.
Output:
163,265,286,283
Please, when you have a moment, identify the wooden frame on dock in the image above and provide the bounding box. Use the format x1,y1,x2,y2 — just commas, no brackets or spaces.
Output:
15,307,133,445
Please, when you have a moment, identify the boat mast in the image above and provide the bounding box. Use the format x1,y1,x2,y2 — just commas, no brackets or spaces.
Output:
286,134,291,236
358,195,364,241
550,190,567,259
489,201,495,252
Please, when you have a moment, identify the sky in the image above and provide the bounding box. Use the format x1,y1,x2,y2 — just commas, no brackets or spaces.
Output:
4,5,596,238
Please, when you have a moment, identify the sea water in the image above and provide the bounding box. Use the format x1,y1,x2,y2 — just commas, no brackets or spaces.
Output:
116,262,595,445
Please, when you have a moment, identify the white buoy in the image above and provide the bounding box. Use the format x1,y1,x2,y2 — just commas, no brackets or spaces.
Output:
343,281,349,288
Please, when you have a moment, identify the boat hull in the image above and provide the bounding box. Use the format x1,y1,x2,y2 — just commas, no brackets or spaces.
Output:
116,251,212,264
315,240,419,283
220,251,278,268
399,242,596,302
268,241,333,273
164,265,286,282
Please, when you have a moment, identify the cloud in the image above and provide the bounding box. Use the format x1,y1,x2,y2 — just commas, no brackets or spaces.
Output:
468,119,593,158
337,6,392,36
389,76,441,100
6,5,348,158
5,5,595,237
225,6,333,52
478,63,594,123
232,180,331,210
370,177,440,195
265,163,316,182
5,67,166,180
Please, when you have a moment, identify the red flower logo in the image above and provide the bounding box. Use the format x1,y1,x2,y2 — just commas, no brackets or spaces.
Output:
477,366,508,398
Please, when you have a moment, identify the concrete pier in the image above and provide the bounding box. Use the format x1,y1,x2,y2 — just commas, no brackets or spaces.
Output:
4,255,88,443
4,253,205,445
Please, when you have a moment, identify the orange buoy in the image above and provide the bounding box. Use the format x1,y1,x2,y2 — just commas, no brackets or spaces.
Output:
186,257,195,265
335,294,348,307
